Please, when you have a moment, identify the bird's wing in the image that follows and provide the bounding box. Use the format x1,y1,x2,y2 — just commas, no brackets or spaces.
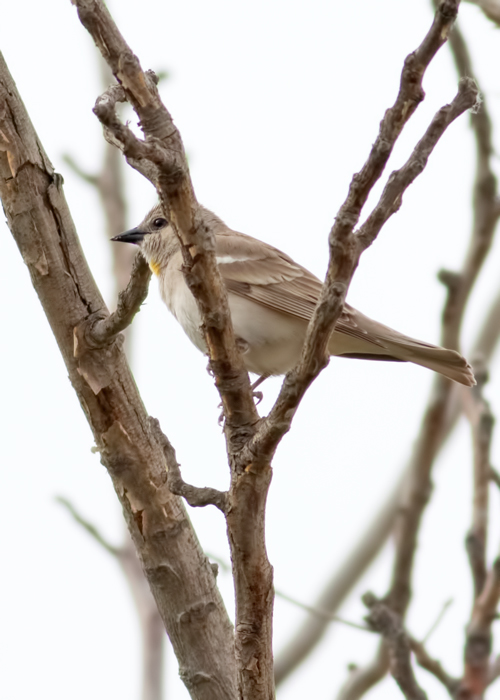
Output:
215,230,386,349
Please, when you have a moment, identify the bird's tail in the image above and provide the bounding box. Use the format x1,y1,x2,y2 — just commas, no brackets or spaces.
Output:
330,308,476,387
383,340,476,386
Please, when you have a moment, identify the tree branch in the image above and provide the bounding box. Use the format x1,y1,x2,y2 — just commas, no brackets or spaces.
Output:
244,0,472,466
335,642,389,700
357,77,479,249
333,6,500,694
71,6,271,695
386,1,500,620
409,637,460,695
0,50,237,700
363,594,428,700
72,0,259,443
457,369,497,699
459,558,500,697
463,364,494,599
76,252,152,348
149,418,229,512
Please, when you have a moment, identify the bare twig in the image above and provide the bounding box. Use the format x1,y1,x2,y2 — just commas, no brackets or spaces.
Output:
409,637,460,695
335,643,389,700
289,278,500,696
275,590,373,633
81,253,152,347
149,418,229,512
363,594,428,700
56,496,121,556
489,468,500,490
422,599,454,644
63,59,134,298
433,0,500,352
357,78,479,249
487,655,500,686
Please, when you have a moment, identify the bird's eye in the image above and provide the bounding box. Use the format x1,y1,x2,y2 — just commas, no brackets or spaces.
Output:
152,218,167,229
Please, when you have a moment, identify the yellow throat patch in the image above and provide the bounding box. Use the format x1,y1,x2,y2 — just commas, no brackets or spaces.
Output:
149,260,161,276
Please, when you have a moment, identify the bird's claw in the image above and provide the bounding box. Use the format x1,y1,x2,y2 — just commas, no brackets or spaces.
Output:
253,390,264,405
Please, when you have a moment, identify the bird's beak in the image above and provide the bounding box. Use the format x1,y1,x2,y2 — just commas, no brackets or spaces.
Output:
111,227,145,245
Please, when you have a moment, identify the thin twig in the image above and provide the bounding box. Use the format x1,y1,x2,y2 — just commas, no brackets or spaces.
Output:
56,496,121,556
487,655,500,686
73,1,259,441
86,253,152,346
357,78,479,249
489,468,500,490
422,599,454,644
274,590,373,633
409,637,460,695
207,551,373,632
335,642,389,700
149,417,229,512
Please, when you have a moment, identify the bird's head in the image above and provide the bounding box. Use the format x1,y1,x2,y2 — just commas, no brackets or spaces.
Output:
112,204,174,275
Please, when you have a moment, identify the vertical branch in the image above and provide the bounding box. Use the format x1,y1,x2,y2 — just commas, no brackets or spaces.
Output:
463,365,494,599
460,558,500,699
457,371,497,699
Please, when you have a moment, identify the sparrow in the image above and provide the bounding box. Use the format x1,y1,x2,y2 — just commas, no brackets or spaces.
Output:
112,204,475,387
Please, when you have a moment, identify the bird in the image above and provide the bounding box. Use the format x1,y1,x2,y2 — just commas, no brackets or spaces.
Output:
112,204,475,388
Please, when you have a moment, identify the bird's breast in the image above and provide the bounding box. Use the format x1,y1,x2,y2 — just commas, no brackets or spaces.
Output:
158,266,206,353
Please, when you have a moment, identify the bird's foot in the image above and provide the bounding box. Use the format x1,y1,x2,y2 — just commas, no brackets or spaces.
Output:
252,390,264,405
251,375,268,404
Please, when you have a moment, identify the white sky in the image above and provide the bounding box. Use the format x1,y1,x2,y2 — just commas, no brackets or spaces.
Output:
1,1,500,699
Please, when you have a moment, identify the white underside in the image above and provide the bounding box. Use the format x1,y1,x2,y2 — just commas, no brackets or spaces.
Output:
158,266,387,376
